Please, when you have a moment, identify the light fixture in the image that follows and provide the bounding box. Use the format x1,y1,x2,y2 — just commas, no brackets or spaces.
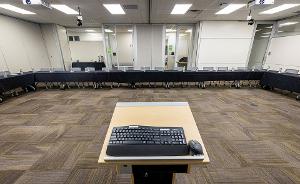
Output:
262,32,272,35
278,30,284,33
179,33,187,37
279,22,298,27
103,4,125,14
51,4,78,14
166,29,176,33
260,35,270,38
185,29,192,33
105,29,113,33
265,26,273,29
260,4,300,14
216,4,246,14
171,4,192,14
86,29,96,32
256,29,262,32
128,29,133,32
0,4,35,14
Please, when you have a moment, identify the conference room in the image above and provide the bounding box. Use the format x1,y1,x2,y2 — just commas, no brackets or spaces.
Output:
0,0,299,183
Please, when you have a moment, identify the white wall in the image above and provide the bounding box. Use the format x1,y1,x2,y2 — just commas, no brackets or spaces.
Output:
41,24,64,69
116,32,133,66
69,42,104,62
57,25,72,70
135,25,164,69
0,15,50,73
264,35,300,71
197,21,254,69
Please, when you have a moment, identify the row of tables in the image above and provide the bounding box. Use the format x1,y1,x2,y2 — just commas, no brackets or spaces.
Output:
34,70,264,83
0,70,299,102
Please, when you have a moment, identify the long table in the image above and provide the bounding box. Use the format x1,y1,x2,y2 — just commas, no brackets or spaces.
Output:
1,71,300,102
72,62,105,71
261,72,300,93
34,71,264,83
0,73,35,93
0,73,35,102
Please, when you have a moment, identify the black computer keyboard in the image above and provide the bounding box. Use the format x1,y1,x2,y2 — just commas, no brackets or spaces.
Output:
106,125,189,156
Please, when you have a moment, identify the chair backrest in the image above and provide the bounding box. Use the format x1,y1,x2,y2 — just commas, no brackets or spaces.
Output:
85,67,95,72
39,68,51,72
0,71,10,77
174,67,184,72
53,68,65,72
285,69,299,74
70,67,81,72
125,66,134,71
217,67,228,71
141,66,151,71
236,67,248,71
187,66,198,71
203,67,214,71
101,67,109,72
154,67,164,71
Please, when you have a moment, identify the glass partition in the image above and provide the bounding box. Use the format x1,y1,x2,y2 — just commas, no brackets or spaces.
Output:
176,25,194,69
165,25,177,69
103,25,117,69
248,24,274,70
103,24,134,70
275,15,300,37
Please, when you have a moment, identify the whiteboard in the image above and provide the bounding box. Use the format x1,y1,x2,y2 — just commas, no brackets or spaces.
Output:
198,38,252,67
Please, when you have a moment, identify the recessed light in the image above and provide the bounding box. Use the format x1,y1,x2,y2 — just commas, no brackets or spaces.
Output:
128,29,133,32
216,4,246,14
105,29,113,33
185,29,192,33
166,29,176,33
256,29,262,32
265,26,273,29
0,4,35,14
171,4,192,14
103,4,125,14
260,4,300,14
262,32,272,35
51,4,78,14
260,35,270,38
279,22,298,27
278,30,284,33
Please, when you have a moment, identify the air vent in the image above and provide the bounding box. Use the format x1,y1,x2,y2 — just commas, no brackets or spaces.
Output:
187,9,203,15
123,5,138,10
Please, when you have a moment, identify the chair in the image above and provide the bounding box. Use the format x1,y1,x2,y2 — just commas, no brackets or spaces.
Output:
70,67,81,72
0,71,10,77
53,68,65,72
217,67,228,71
217,67,229,87
203,67,214,71
186,66,198,72
102,67,108,72
85,67,95,72
285,69,299,74
154,67,164,71
39,68,51,72
236,67,248,71
141,66,151,71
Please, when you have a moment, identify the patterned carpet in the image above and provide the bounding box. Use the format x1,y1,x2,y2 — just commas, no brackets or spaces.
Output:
0,88,299,184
